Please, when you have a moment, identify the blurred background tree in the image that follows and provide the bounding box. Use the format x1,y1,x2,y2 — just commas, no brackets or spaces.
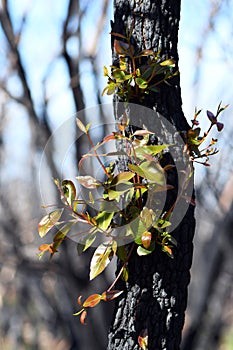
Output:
0,0,233,349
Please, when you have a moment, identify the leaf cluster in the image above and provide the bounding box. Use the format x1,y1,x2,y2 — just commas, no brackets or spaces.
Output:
38,119,183,322
102,32,178,101
186,102,228,166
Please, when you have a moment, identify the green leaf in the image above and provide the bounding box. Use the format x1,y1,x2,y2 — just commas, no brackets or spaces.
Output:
140,207,155,228
112,69,126,82
82,231,97,251
62,180,76,206
141,65,154,80
154,218,171,230
129,162,165,184
103,66,109,76
135,144,170,159
117,246,128,262
135,77,148,89
76,175,99,189
140,161,165,184
90,242,114,280
130,218,148,244
122,267,129,281
128,164,145,178
160,59,175,67
111,171,135,185
73,308,85,317
38,209,63,238
106,82,116,95
52,222,74,252
148,86,160,93
107,182,133,201
95,211,114,231
137,242,155,256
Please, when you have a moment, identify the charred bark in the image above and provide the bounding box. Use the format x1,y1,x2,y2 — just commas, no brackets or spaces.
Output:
107,1,195,349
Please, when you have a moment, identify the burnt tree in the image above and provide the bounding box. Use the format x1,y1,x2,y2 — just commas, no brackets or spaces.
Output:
107,1,195,349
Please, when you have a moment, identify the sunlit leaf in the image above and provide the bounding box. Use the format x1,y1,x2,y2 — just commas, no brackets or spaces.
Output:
132,130,154,137
138,329,148,350
95,211,114,231
78,230,97,252
111,171,135,185
122,266,129,281
134,144,170,159
112,69,126,82
38,209,63,238
51,222,74,255
162,245,174,258
141,231,152,249
62,180,76,206
103,66,109,76
135,77,148,89
160,59,175,67
83,294,102,308
131,218,148,244
106,82,116,95
77,296,83,306
129,161,164,184
108,182,133,201
101,290,123,301
76,175,99,189
154,219,171,230
90,242,115,280
76,118,87,133
73,308,84,316
137,242,155,256
38,244,51,252
80,310,87,325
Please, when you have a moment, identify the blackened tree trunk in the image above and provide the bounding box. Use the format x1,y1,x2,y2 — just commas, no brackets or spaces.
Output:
107,1,195,349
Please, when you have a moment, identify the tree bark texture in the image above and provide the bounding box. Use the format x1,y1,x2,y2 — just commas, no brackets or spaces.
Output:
107,1,195,349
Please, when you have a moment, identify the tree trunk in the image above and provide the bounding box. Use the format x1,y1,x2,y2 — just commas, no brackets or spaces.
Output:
107,1,195,349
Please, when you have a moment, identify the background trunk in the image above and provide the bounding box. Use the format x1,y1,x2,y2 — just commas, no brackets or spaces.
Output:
107,1,195,349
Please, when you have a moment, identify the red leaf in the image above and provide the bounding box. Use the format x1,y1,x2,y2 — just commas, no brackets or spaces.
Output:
114,39,130,55
138,329,148,350
77,296,82,306
141,231,152,249
80,310,87,325
38,244,50,252
83,294,102,308
101,290,123,302
162,245,173,257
